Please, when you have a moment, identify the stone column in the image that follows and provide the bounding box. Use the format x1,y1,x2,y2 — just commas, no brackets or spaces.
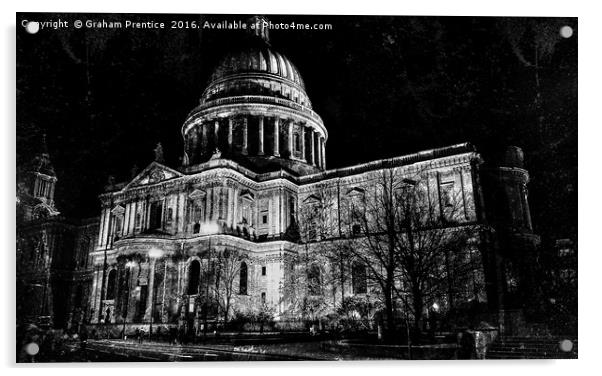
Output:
214,119,220,150
226,186,234,226
49,181,55,201
232,188,239,227
101,208,111,247
189,132,197,163
133,201,139,234
273,118,280,157
242,117,248,155
145,259,156,321
301,126,306,161
123,202,131,236
228,118,233,152
177,192,186,234
310,129,315,165
123,203,130,236
258,116,264,155
91,269,100,323
97,208,105,247
205,188,211,222
320,137,326,169
288,121,293,157
212,188,219,221
317,136,323,168
201,122,208,152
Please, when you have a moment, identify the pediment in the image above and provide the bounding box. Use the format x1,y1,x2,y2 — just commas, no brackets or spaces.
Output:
239,190,255,201
125,162,183,189
345,187,365,197
303,194,321,204
189,189,206,199
111,205,126,215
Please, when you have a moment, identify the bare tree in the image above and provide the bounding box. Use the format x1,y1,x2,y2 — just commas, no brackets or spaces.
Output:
341,168,481,337
296,183,353,308
194,248,245,325
211,249,245,324
280,248,329,321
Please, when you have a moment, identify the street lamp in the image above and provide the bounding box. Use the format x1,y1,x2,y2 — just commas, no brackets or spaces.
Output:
122,260,136,340
148,248,164,341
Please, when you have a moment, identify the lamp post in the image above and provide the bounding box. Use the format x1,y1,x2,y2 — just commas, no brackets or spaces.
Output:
148,248,164,341
122,260,136,340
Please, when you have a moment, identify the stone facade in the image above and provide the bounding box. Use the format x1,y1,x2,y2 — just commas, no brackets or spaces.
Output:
17,22,540,332
86,28,539,331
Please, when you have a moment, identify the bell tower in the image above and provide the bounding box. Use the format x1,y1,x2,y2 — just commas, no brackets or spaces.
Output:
17,134,60,221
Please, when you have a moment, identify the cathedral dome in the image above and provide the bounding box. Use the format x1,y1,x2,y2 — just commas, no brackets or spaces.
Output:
200,46,312,108
182,19,327,176
209,47,306,89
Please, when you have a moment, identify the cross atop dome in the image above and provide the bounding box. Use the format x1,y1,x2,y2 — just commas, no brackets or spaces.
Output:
247,15,271,45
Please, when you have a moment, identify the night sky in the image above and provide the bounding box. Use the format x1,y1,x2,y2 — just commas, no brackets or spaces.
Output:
16,13,577,245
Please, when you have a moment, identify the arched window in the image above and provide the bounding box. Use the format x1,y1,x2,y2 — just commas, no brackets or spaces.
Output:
106,269,117,300
188,260,200,295
239,262,248,295
308,265,321,295
352,263,367,294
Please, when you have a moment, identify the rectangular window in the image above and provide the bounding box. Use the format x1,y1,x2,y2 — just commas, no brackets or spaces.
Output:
261,266,266,276
149,201,163,230
440,182,454,208
261,292,266,304
262,214,268,224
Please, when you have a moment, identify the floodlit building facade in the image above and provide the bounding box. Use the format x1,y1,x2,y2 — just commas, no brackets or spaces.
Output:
85,26,539,333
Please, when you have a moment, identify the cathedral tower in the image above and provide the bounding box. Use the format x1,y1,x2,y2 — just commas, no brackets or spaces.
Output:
17,134,60,222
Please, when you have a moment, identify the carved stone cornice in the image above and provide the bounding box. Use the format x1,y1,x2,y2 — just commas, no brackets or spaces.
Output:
496,167,530,183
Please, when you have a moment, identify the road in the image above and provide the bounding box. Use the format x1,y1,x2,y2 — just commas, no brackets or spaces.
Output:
83,339,322,362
